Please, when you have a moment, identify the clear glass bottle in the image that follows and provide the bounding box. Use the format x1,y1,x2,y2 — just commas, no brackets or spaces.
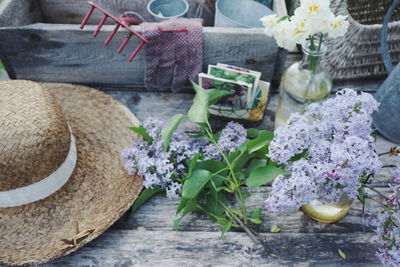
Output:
275,44,332,128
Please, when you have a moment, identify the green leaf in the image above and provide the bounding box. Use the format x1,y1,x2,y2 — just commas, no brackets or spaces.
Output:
270,225,281,233
125,188,163,220
206,89,233,105
128,126,152,142
188,82,232,124
188,81,210,124
226,150,252,172
246,165,287,188
205,190,225,218
278,15,290,22
234,152,253,172
186,153,200,178
240,189,251,197
196,160,227,175
162,113,186,151
227,150,241,164
246,159,267,176
174,199,200,230
212,175,226,187
176,169,211,214
357,186,366,204
338,249,346,259
250,208,262,224
247,128,260,138
245,130,274,154
218,218,232,237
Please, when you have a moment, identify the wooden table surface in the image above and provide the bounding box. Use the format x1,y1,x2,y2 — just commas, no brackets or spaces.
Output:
22,79,395,267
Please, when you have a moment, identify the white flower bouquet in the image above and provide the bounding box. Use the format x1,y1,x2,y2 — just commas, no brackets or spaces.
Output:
261,0,350,51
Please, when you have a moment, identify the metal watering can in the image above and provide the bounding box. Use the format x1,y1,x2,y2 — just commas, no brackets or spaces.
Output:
372,0,400,144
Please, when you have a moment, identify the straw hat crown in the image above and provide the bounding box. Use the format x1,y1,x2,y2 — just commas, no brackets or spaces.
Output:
0,80,71,191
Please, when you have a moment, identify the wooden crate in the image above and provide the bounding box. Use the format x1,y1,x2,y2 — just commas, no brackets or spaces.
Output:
0,0,287,89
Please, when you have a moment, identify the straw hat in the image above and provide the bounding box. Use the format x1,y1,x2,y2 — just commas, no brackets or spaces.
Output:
0,80,143,266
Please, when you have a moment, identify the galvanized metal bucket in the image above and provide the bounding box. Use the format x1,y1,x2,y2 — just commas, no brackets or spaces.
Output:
373,0,400,144
215,0,273,28
147,0,189,22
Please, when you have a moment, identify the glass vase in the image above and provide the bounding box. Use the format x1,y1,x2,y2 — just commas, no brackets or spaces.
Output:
301,195,353,223
275,44,333,128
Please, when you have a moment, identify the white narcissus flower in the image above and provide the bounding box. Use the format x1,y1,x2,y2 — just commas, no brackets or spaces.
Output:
295,0,333,35
260,14,278,37
274,20,297,51
260,0,349,50
290,16,311,46
298,0,331,17
329,15,350,38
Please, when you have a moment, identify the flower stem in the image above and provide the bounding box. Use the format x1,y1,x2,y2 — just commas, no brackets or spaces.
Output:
364,185,390,201
204,123,248,224
382,165,396,168
218,200,263,243
307,34,321,74
317,33,323,52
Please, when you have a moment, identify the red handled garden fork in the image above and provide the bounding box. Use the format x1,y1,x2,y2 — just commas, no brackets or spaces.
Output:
80,1,150,62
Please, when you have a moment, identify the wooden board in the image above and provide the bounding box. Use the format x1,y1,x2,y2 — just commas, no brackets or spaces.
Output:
0,23,278,87
38,0,216,26
0,0,288,88
114,187,395,233
105,86,388,132
0,0,42,27
40,230,381,267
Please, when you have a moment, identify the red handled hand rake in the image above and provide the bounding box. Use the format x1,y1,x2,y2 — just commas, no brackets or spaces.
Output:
80,1,150,62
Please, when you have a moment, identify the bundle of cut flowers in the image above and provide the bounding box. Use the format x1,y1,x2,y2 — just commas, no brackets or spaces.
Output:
265,89,400,266
122,82,400,266
261,0,350,51
122,82,282,242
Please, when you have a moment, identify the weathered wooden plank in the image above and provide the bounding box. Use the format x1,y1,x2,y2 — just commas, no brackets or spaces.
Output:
0,0,43,27
113,186,397,233
0,24,278,87
39,230,381,266
106,90,277,131
107,89,393,133
39,0,216,26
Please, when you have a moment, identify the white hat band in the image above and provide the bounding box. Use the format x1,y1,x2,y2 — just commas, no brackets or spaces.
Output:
0,133,77,208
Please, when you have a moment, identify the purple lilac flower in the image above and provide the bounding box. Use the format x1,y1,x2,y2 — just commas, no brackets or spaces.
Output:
265,89,381,215
122,117,202,199
366,185,400,267
204,122,247,160
122,118,247,199
268,114,311,164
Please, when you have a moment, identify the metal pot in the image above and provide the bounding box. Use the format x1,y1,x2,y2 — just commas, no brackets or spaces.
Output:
373,0,400,144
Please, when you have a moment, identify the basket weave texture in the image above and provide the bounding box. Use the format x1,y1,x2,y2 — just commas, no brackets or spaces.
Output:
322,0,400,80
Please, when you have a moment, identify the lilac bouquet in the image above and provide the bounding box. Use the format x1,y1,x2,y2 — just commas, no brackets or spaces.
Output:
122,82,279,242
265,89,381,214
265,88,400,266
122,119,247,199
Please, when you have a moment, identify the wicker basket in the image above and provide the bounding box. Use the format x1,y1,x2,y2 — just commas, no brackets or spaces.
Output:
322,0,400,81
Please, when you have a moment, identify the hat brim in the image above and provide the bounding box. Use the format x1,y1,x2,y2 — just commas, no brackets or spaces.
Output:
0,83,143,266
